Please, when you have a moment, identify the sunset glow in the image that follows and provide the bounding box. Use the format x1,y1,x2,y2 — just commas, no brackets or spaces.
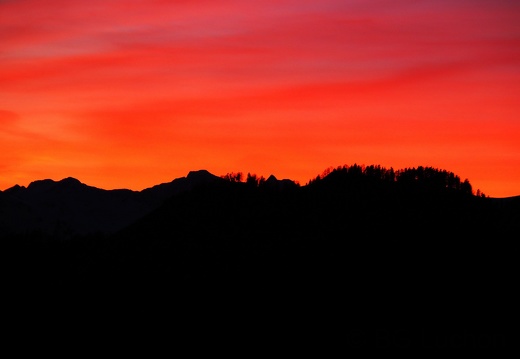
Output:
1,0,519,197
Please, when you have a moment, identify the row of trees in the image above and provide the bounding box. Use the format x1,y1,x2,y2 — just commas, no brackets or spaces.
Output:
307,164,485,197
220,164,486,197
220,172,267,187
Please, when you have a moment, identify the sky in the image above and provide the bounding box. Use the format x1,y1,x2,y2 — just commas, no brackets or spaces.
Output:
1,0,519,197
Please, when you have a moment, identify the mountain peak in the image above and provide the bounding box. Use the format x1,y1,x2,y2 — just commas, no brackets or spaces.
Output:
27,179,56,191
266,174,278,183
186,169,220,184
58,177,83,187
187,169,213,177
23,177,87,194
4,184,24,194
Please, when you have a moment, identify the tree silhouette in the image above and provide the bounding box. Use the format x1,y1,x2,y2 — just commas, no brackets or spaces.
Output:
221,172,243,182
246,173,266,187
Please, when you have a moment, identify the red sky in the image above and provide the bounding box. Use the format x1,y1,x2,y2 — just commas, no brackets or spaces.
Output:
1,0,519,197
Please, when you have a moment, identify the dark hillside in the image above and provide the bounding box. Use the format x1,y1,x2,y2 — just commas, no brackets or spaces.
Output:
2,164,517,348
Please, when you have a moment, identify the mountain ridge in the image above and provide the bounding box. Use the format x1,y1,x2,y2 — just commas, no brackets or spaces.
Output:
0,169,300,238
2,164,517,348
2,165,518,240
0,169,228,238
3,166,518,199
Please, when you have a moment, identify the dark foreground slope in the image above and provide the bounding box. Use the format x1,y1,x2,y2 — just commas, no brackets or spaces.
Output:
3,166,518,349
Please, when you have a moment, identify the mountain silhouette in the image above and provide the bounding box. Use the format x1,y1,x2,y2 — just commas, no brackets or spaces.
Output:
1,164,517,348
0,170,226,238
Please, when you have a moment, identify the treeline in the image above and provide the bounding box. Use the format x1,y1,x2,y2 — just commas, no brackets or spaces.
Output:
309,164,478,195
220,171,268,186
221,164,483,196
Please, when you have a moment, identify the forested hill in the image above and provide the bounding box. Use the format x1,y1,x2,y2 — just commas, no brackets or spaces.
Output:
107,164,517,281
3,163,518,279
2,164,517,348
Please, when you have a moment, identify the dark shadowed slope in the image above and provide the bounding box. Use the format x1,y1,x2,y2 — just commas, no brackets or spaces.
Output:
104,168,516,348
105,166,518,284
2,165,517,348
3,165,517,288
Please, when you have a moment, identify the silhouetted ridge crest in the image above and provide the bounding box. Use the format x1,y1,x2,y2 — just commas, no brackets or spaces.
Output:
3,184,23,196
262,175,298,191
266,174,277,183
58,177,83,187
22,177,88,194
27,179,56,192
0,163,502,241
186,169,223,185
